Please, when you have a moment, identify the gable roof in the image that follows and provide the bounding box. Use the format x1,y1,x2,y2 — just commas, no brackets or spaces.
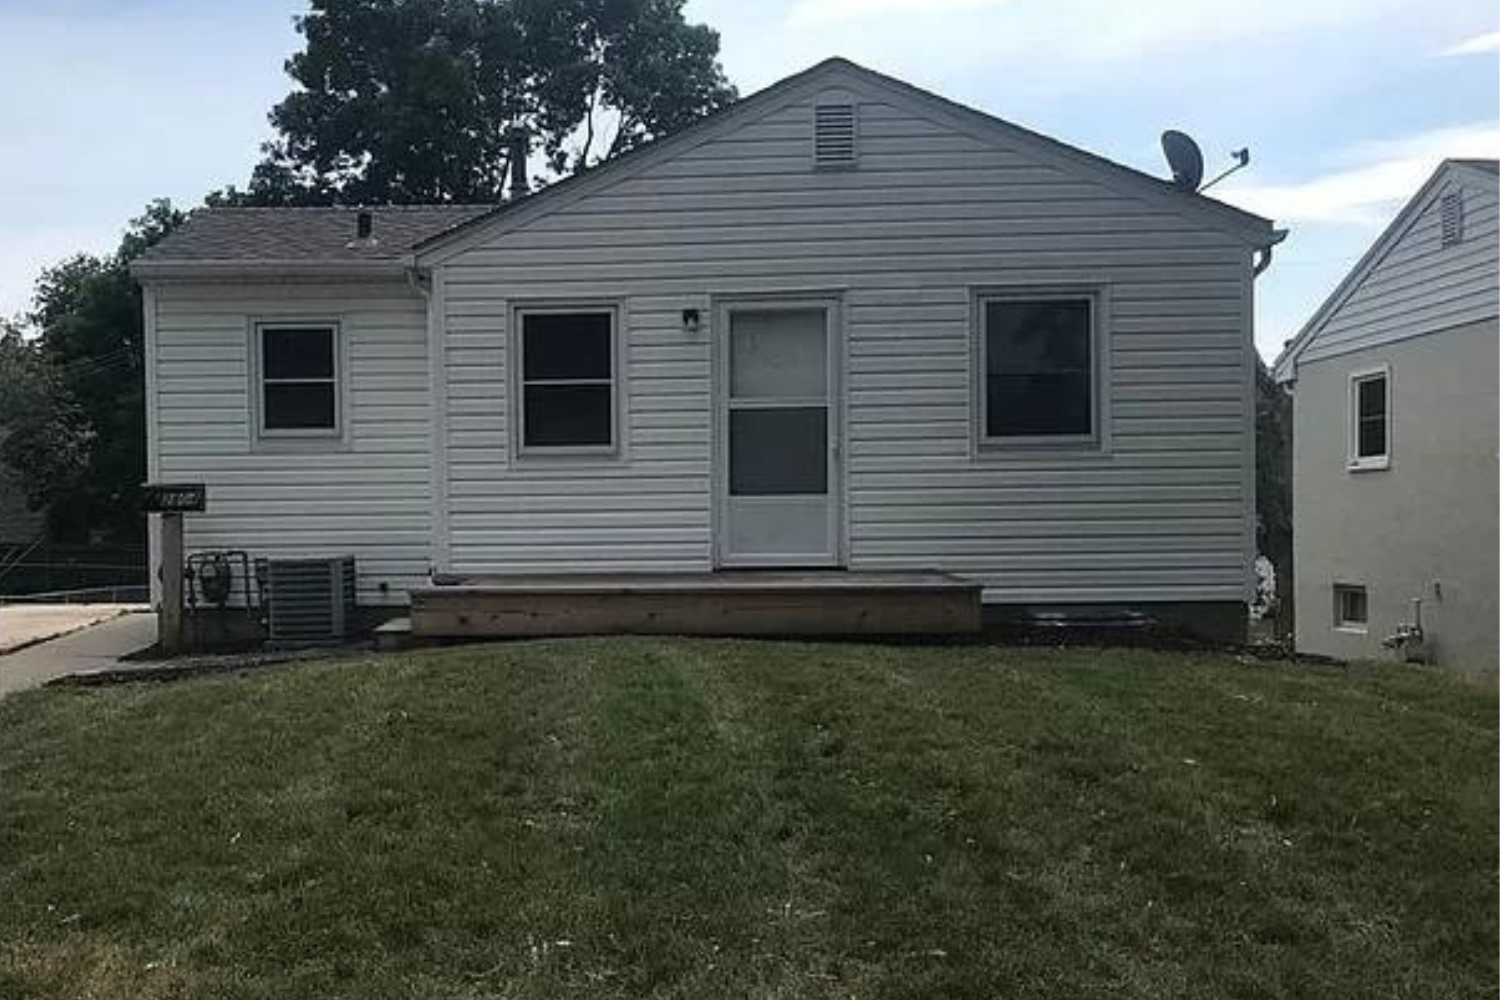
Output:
131,205,491,279
1271,158,1499,381
415,57,1279,264
131,57,1279,281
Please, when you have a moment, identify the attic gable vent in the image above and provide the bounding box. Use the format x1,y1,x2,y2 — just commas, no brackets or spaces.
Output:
1440,190,1464,246
814,103,857,169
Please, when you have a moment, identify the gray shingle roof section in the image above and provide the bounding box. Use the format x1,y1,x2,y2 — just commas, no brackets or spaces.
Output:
138,205,494,264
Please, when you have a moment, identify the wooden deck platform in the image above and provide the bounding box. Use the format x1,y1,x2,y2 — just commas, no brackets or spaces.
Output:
410,571,982,639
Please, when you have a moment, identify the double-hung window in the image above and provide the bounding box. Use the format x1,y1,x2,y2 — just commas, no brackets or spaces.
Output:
979,293,1097,444
257,323,341,437
516,308,617,452
1348,366,1390,470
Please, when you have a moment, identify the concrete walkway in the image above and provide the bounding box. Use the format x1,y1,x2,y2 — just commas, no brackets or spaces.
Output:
0,612,157,698
0,603,147,655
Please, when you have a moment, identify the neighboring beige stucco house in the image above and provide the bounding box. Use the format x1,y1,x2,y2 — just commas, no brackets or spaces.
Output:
1275,159,1498,672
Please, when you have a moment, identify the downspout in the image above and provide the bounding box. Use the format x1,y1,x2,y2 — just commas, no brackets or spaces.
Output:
1253,228,1288,278
406,259,441,581
404,259,430,298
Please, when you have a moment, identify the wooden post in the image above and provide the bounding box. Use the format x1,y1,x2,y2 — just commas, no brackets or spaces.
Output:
158,512,184,655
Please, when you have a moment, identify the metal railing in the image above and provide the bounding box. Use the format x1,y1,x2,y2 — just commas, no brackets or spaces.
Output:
0,584,150,606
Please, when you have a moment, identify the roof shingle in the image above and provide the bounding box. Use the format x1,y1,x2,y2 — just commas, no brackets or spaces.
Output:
138,204,494,264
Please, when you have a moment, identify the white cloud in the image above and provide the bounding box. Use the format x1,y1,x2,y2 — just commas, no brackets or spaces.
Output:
784,0,1413,57
787,0,1012,27
1439,30,1500,56
1215,121,1500,224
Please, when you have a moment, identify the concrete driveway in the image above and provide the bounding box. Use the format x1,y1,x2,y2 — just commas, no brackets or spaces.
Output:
0,610,157,698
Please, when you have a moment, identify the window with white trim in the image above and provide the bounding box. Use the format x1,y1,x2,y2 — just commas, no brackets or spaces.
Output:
1334,584,1368,632
516,308,616,451
1348,367,1389,469
257,323,340,436
979,294,1096,443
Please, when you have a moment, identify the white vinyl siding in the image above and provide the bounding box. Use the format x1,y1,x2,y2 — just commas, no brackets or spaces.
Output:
436,73,1258,603
1301,171,1499,364
149,281,430,605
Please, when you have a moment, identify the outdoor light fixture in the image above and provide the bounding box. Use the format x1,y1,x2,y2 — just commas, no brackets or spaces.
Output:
682,307,701,334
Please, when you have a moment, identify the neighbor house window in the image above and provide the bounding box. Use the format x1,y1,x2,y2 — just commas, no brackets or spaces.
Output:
1348,366,1390,470
1334,584,1368,632
257,323,340,436
516,308,616,451
979,294,1096,442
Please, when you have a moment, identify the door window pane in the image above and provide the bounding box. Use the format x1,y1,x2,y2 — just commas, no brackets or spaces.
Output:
729,407,828,496
983,298,1093,438
729,309,827,399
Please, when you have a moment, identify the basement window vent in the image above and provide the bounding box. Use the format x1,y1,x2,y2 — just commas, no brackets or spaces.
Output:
1440,190,1464,246
814,103,857,169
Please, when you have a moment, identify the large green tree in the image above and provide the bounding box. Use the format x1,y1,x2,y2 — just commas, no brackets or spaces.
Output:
225,0,736,206
0,201,184,544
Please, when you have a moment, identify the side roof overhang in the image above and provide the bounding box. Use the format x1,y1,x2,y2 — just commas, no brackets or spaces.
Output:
1271,158,1498,382
412,56,1280,268
129,259,413,281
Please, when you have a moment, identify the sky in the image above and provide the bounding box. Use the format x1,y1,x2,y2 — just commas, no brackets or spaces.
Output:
0,0,1496,360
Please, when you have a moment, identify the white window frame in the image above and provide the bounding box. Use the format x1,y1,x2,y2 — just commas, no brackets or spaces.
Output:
974,287,1105,451
510,303,623,459
251,320,346,446
1333,583,1369,634
1347,364,1391,471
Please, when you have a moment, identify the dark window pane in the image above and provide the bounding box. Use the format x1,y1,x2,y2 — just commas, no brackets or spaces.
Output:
524,384,613,447
264,383,336,430
1357,376,1386,420
985,300,1091,376
1338,587,1367,625
986,372,1092,437
1356,376,1387,457
1358,416,1386,458
263,327,335,379
984,299,1092,438
523,312,612,381
730,407,827,496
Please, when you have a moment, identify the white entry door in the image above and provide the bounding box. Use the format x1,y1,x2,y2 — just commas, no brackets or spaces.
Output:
717,300,841,567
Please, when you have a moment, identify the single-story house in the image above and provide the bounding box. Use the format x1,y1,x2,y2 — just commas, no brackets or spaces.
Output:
132,57,1282,642
1274,158,1497,671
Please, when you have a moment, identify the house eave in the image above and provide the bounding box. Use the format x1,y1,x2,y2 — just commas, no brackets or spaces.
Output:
130,259,412,282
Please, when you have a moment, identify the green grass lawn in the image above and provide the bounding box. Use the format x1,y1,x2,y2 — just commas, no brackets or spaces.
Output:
1,639,1495,999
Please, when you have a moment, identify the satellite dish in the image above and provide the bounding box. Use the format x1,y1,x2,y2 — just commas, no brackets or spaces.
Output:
1161,130,1204,192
